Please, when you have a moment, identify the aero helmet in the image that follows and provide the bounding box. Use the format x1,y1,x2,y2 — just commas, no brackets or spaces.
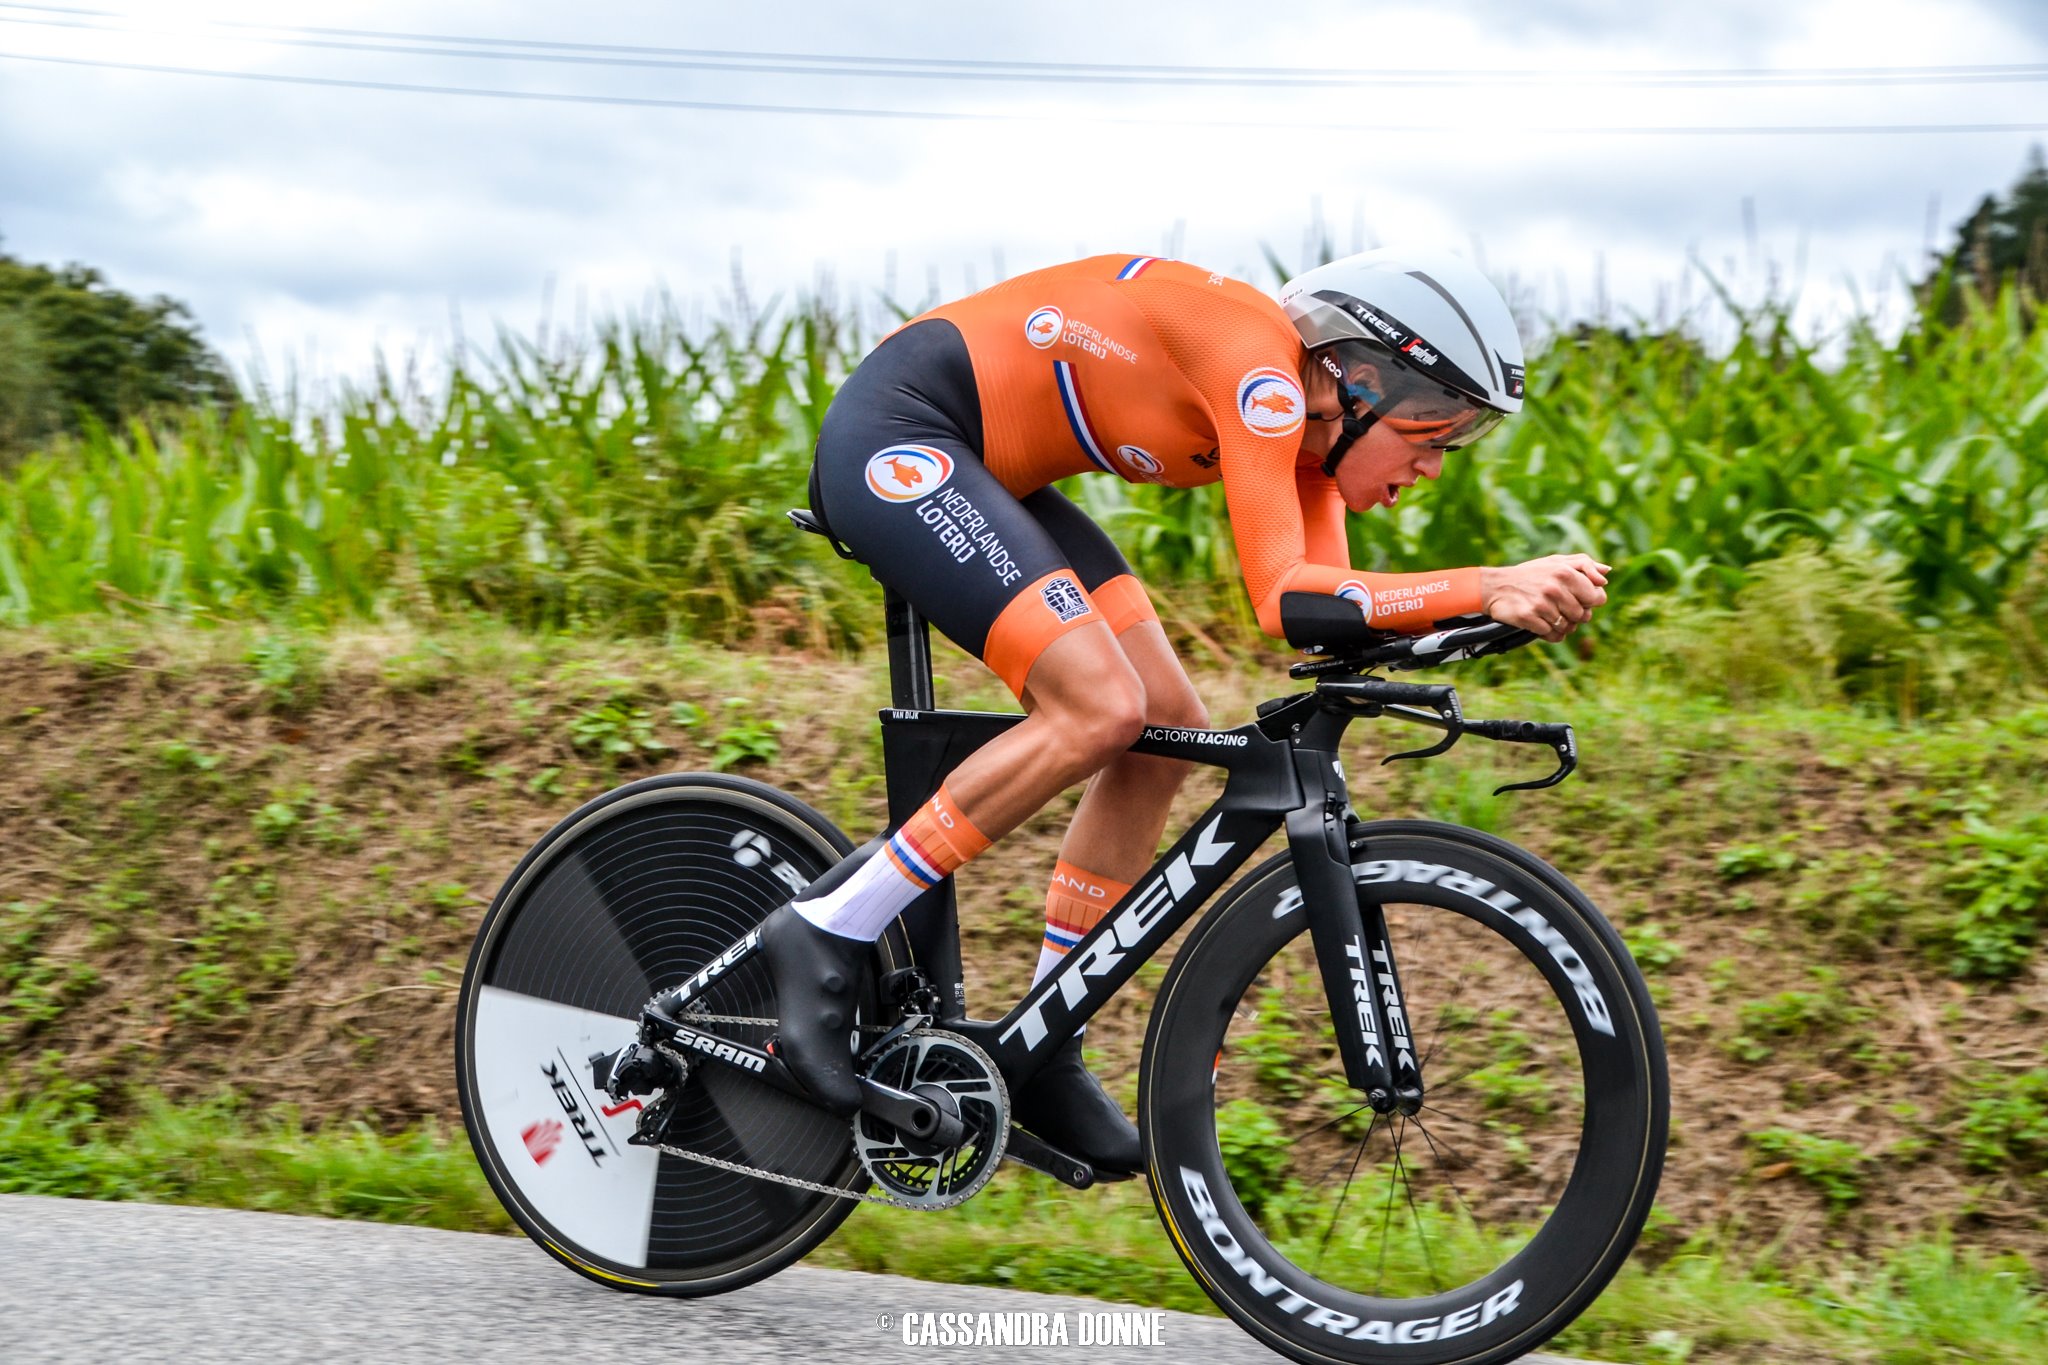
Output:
1277,246,1526,473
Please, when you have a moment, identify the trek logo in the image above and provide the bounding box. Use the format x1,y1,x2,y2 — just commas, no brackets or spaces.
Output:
541,1061,607,1166
1001,817,1236,1050
1502,361,1525,399
1025,305,1064,349
1236,368,1305,438
1342,937,1385,1072
1355,859,1617,1036
1353,305,1408,347
672,1024,767,1073
665,927,763,1010
864,444,955,502
1179,1166,1523,1343
522,1118,563,1165
1372,939,1416,1074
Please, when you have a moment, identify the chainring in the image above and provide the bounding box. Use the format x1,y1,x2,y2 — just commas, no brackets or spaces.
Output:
851,1029,1009,1210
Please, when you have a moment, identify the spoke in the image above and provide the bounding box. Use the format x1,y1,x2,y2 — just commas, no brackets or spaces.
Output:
1417,960,1476,1074
1313,1123,1374,1275
1408,1116,1486,1237
1375,1118,1401,1295
1308,1109,1381,1188
1393,1118,1444,1294
1295,1102,1375,1145
1417,1101,1495,1134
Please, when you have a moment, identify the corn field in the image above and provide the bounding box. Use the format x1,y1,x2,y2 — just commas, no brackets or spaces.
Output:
1,281,2044,658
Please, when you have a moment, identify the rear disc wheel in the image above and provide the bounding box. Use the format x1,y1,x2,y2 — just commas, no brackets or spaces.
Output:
455,772,905,1295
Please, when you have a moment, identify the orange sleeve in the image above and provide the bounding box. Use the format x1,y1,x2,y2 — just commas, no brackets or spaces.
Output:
1296,462,1350,571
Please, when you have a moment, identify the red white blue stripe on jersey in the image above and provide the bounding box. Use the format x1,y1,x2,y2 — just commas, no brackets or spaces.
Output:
1116,256,1159,280
885,829,944,889
1053,361,1117,475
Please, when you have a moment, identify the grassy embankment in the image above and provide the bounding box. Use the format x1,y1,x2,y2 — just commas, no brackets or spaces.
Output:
3,612,2047,1363
1,276,2044,1361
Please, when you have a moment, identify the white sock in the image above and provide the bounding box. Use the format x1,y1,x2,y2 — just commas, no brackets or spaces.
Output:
792,830,946,942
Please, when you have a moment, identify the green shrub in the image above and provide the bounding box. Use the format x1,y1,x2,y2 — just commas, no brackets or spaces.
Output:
1945,814,2048,979
1748,1127,1872,1209
1957,1069,2048,1174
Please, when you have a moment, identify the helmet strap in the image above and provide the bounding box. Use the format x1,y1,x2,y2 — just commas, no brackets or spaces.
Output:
1320,402,1379,478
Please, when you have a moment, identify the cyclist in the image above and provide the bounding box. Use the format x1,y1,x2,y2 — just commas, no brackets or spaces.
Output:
761,245,1609,1175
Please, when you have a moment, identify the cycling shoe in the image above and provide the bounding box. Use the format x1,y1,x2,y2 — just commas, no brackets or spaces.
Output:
759,903,871,1119
1011,1032,1142,1175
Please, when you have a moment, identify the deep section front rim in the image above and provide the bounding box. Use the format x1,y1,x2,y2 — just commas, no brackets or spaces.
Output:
1141,822,1666,1365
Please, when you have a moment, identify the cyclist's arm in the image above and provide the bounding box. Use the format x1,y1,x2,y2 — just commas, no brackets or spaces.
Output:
1296,462,1350,571
1214,392,1483,636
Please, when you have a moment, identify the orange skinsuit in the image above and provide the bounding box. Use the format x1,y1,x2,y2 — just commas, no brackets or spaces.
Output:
914,254,1484,637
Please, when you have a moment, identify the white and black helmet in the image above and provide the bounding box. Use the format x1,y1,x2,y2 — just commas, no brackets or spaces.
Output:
1278,246,1525,466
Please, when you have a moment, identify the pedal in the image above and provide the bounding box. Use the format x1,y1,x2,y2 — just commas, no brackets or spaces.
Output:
1004,1126,1135,1189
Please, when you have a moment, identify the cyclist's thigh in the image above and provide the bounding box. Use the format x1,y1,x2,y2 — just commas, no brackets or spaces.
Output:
1018,484,1161,640
815,333,1110,701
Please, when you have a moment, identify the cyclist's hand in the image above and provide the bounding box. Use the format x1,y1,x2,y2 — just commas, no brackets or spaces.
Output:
1480,555,1611,643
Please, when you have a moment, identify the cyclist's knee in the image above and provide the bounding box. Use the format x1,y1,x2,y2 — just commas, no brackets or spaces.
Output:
1147,683,1208,732
1023,631,1146,766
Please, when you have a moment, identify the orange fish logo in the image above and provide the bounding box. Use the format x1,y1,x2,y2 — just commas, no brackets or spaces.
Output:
1237,367,1305,438
864,445,956,502
1025,305,1064,350
1248,390,1297,416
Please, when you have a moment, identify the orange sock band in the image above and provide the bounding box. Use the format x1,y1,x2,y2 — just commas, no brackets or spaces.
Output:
896,782,991,880
1043,859,1134,954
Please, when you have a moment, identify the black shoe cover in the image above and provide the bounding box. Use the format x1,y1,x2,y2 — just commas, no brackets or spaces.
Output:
1011,1032,1142,1175
759,903,872,1119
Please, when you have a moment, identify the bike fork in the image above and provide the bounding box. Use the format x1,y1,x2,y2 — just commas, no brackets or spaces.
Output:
1285,750,1426,1116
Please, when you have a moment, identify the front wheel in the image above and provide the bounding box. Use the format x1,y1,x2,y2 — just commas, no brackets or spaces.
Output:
1140,820,1667,1365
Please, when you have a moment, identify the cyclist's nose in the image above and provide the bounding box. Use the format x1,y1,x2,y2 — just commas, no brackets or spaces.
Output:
1417,450,1446,480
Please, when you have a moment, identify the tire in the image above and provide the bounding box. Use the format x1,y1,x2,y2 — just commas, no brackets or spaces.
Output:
1140,820,1667,1365
454,771,905,1296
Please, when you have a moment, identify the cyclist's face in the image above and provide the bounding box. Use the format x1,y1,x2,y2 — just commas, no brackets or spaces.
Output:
1334,419,1447,512
1302,360,1451,512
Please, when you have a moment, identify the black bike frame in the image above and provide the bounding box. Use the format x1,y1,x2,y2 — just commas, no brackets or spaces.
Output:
657,585,1420,1113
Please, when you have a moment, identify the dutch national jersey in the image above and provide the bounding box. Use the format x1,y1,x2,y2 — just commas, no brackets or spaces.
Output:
912,255,1483,636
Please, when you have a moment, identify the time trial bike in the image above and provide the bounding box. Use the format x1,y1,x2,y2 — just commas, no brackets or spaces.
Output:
454,507,1668,1365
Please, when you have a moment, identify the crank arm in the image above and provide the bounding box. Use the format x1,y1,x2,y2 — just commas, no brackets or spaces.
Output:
860,1075,967,1149
1462,718,1579,793
1003,1127,1129,1189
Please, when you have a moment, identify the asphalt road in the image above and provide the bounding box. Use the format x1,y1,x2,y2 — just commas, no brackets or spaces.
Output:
0,1195,1602,1364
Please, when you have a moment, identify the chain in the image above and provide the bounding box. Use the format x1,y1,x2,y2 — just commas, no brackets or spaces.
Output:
674,1011,895,1034
648,1137,932,1209
640,1027,969,1211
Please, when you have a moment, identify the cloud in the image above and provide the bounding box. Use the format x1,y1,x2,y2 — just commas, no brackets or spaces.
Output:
2,0,2045,384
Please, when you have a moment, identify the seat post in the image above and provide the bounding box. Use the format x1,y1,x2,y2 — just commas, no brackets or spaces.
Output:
883,586,936,711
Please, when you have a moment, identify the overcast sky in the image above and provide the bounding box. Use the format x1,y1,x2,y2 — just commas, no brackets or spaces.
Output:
3,0,2046,396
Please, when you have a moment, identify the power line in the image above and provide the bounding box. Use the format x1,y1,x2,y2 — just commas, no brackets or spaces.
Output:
7,49,2048,136
4,3,2048,89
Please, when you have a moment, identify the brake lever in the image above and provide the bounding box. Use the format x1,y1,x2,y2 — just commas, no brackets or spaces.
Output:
1461,719,1578,793
1371,701,1464,764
